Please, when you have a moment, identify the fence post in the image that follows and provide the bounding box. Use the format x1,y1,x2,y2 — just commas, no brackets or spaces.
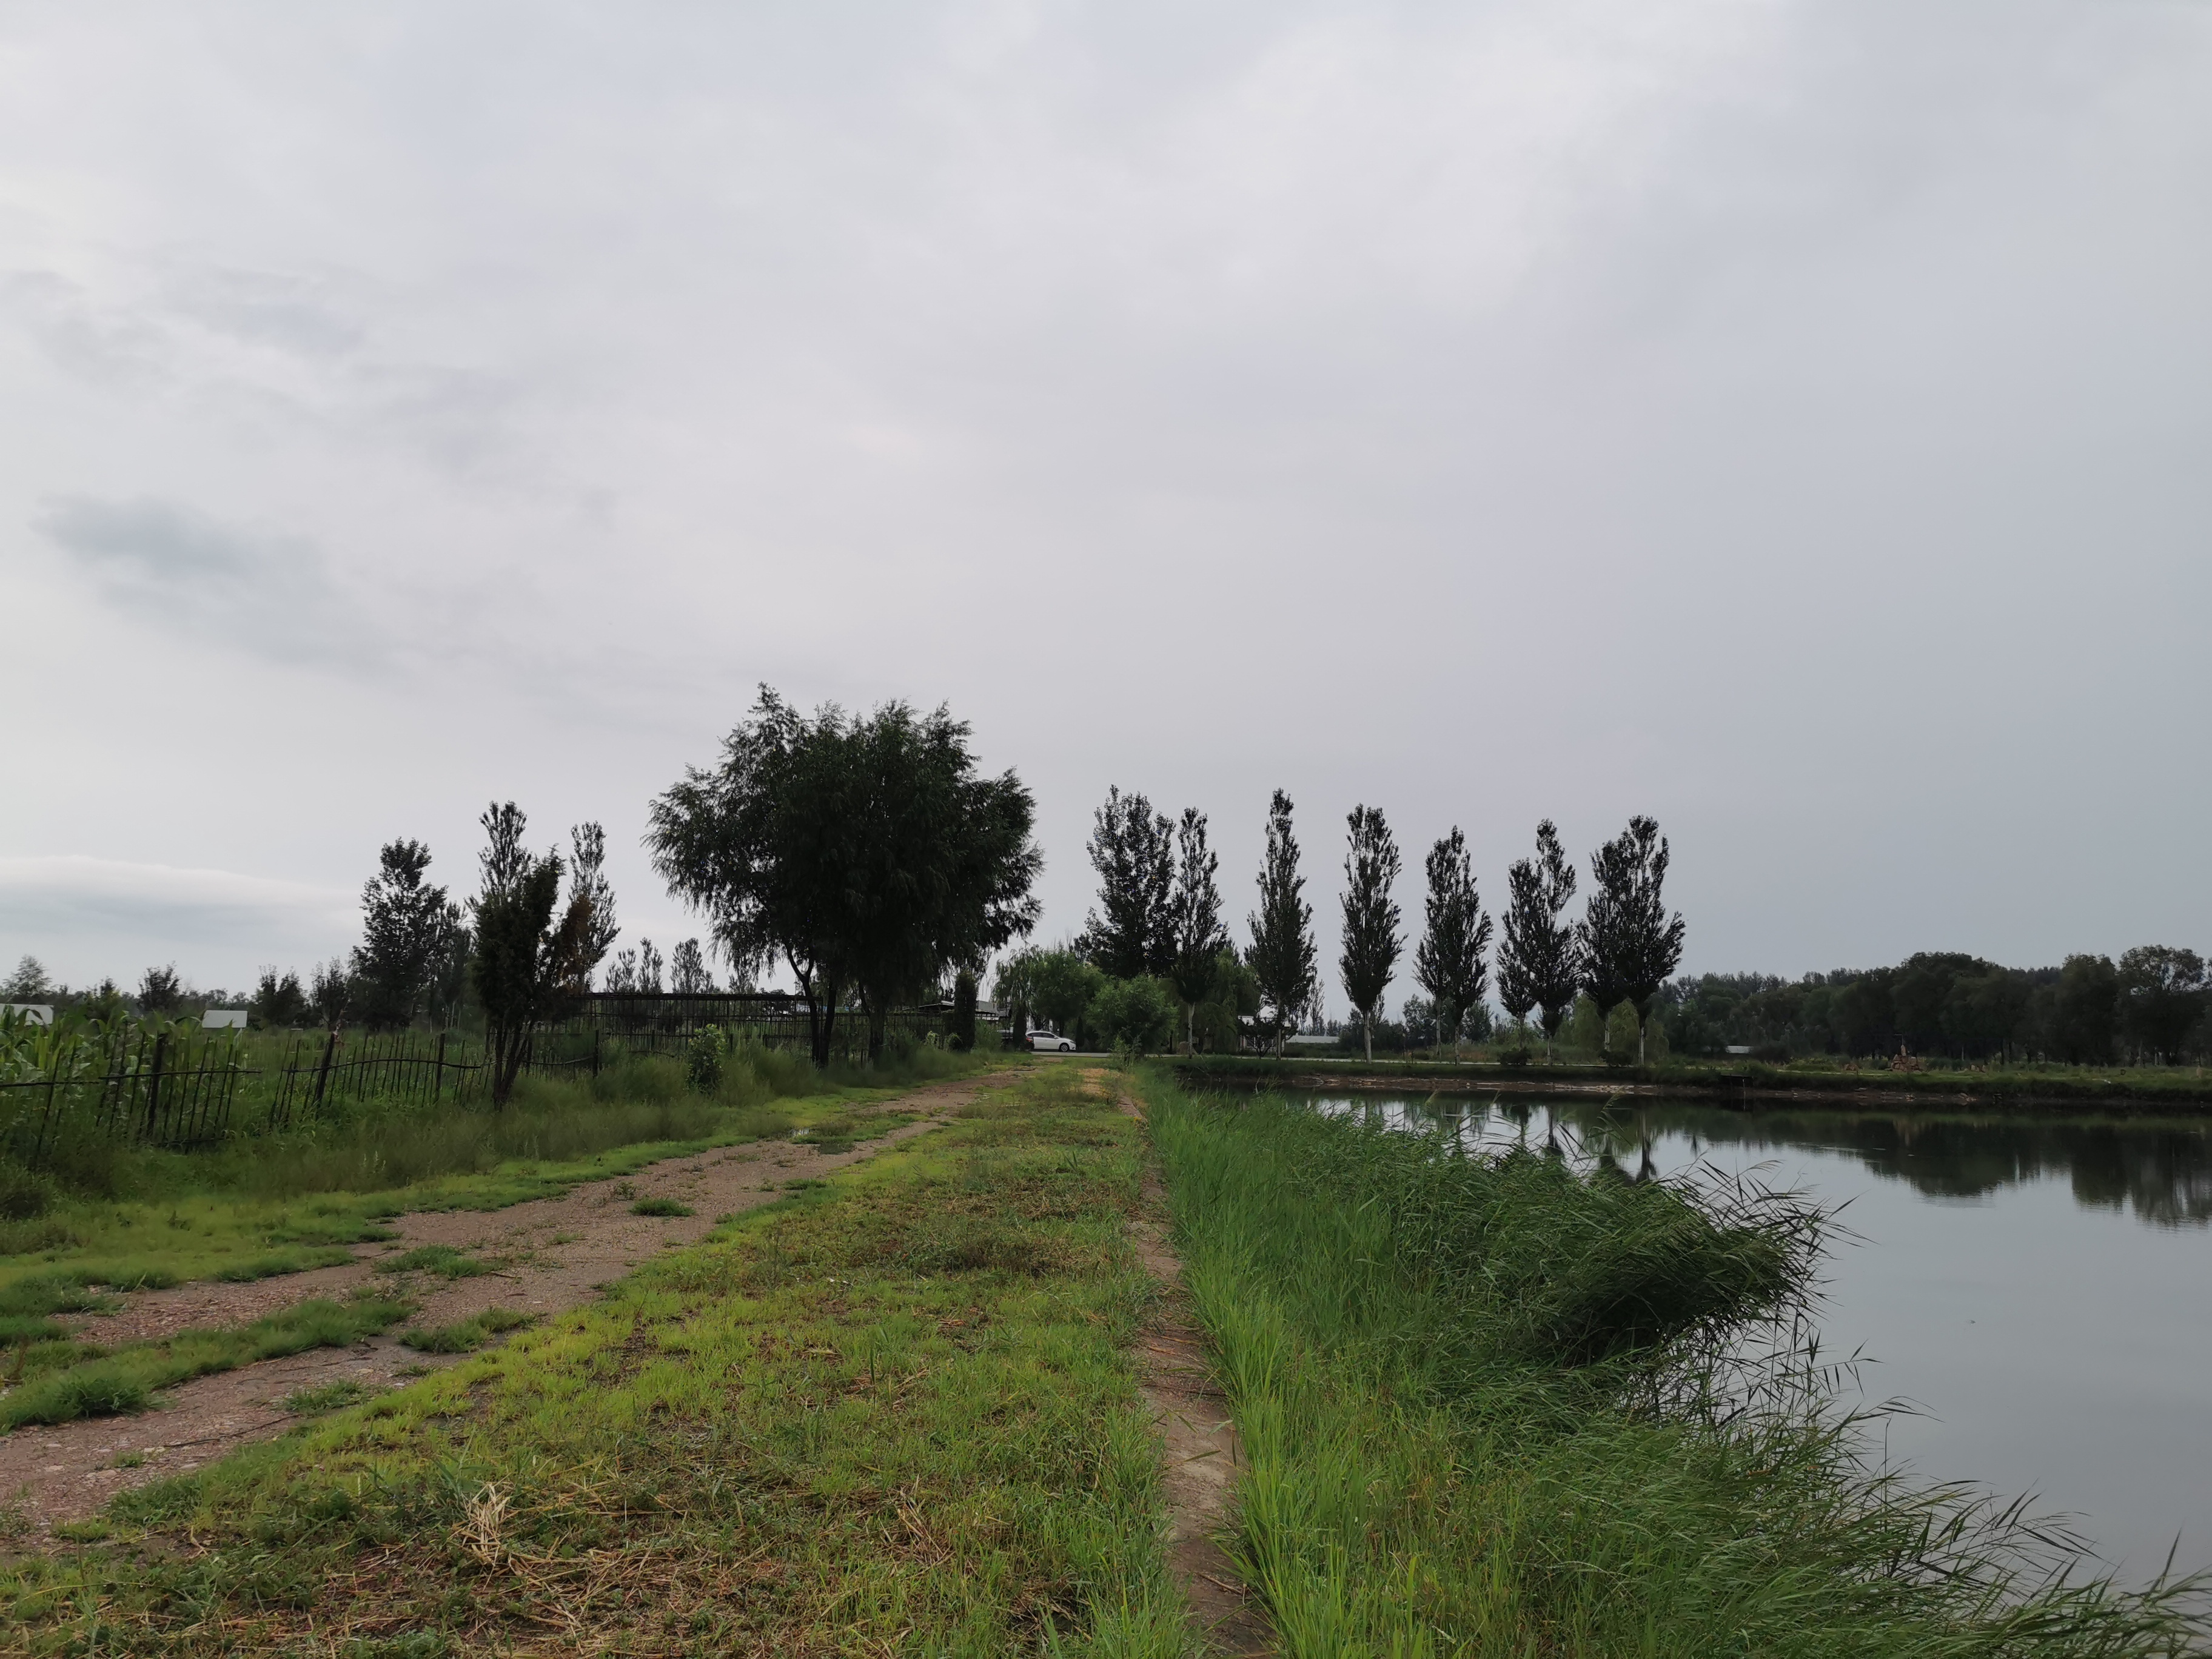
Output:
142,1032,169,1142
312,1029,338,1115
435,1031,448,1105
592,1027,602,1081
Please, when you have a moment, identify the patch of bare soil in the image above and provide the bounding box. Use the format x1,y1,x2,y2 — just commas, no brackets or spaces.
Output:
1118,1084,1274,1658
0,1076,987,1537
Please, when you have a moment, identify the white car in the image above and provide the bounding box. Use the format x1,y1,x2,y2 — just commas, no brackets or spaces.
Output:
1027,1029,1076,1053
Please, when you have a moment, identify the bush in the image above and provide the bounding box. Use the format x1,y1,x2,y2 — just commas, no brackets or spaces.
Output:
1088,976,1178,1055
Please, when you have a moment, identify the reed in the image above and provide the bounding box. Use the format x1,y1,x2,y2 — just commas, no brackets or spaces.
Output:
1144,1074,2209,1657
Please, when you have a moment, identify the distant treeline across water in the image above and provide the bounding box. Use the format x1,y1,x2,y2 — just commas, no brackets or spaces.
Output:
1658,947,2207,1065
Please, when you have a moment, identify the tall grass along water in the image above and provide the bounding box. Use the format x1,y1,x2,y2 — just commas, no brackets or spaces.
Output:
1145,1073,2207,1657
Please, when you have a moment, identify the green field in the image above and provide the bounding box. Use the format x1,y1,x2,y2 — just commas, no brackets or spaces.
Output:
4,1058,2204,1656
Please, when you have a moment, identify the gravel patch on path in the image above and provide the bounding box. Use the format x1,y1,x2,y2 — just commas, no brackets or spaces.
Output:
1,1076,986,1537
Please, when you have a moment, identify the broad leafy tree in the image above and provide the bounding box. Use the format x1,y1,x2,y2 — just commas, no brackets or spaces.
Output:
1245,789,1318,1053
1338,804,1403,1063
1167,808,1229,1051
1413,826,1491,1056
352,840,460,1028
2118,946,2207,1063
1577,816,1686,1064
2047,954,2119,1063
647,688,1039,1066
1079,787,1176,980
1497,820,1580,1056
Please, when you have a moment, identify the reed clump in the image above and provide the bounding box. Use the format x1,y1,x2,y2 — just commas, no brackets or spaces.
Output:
1147,1076,2208,1657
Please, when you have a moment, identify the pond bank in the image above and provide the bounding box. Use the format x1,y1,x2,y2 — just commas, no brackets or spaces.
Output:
1173,1053,2212,1111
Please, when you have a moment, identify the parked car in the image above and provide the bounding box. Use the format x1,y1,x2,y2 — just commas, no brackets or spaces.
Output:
1027,1029,1076,1053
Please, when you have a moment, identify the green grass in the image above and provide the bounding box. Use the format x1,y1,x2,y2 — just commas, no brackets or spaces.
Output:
399,1307,535,1353
628,1196,694,1218
0,1068,974,1308
374,1244,492,1279
280,1379,383,1416
0,1061,1187,1656
1143,1070,2210,1657
1,1295,411,1430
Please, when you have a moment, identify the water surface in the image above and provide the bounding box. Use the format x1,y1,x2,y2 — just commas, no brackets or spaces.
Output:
1304,1091,2212,1581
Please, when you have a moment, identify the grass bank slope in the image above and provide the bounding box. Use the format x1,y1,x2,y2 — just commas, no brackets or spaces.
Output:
2,1064,1193,1658
1143,1071,2208,1658
1175,1053,2212,1108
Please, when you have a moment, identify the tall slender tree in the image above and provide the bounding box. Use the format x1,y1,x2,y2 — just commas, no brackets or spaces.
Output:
1245,789,1318,1053
1577,815,1686,1063
568,823,620,974
1497,820,1580,1057
471,801,612,1107
1166,808,1229,1052
1413,827,1491,1057
1338,805,1404,1063
1078,786,1175,980
352,840,459,1028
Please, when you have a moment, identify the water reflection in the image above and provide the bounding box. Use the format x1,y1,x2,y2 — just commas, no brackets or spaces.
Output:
1303,1089,2212,1578
1315,1094,2212,1229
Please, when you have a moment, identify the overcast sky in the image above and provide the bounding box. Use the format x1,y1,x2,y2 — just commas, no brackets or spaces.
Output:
2,1,2207,1009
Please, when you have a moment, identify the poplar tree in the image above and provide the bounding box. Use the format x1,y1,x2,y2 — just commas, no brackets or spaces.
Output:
1245,789,1318,1053
1338,804,1403,1063
1079,786,1176,979
1167,808,1228,1051
1496,820,1580,1058
1577,815,1686,1064
1413,826,1491,1056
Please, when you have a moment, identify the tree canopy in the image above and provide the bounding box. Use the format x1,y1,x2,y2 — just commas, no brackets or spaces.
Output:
646,688,1040,1065
1497,819,1580,1048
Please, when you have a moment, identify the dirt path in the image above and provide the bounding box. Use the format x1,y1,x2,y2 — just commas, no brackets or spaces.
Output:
1,1078,985,1537
1118,1084,1274,1657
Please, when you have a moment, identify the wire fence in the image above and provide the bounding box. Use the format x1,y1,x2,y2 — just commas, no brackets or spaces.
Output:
0,1024,590,1170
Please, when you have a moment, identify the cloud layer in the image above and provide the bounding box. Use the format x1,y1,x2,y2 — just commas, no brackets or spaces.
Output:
1,2,2206,996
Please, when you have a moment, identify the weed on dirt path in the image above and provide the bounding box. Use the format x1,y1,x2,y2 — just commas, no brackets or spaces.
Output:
1,1066,1197,1656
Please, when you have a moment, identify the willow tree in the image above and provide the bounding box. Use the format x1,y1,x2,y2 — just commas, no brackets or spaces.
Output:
646,688,1040,1067
1338,805,1403,1064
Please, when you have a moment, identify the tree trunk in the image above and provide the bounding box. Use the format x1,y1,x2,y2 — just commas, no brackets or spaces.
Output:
1364,1014,1373,1063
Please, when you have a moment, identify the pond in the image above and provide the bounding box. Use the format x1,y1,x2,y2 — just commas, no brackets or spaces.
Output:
1302,1090,2212,1582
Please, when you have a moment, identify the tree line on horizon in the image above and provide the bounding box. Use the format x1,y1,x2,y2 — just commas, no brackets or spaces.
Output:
995,788,1686,1061
1659,947,2209,1067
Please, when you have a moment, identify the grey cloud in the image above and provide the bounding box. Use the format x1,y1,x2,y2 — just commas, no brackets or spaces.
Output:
167,269,365,358
38,496,389,671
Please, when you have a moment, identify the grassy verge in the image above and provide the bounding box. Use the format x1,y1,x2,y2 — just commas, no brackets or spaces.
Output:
1,1064,1193,1657
2,1295,411,1430
0,1054,980,1304
1142,1069,2209,1657
1176,1053,2212,1107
